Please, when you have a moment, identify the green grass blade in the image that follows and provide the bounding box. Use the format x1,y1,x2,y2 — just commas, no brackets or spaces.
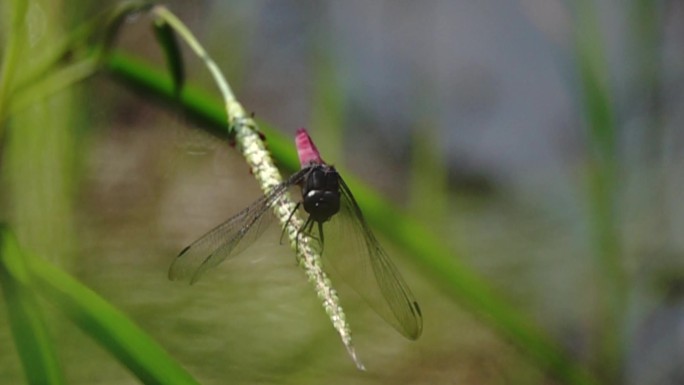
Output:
574,1,624,381
21,245,201,385
340,176,599,385
153,18,185,96
4,2,154,126
104,51,599,385
0,0,28,129
105,6,367,366
408,123,449,226
8,57,100,117
310,37,345,162
0,227,65,385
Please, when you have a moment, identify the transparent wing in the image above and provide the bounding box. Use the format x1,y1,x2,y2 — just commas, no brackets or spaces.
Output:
169,169,308,284
321,176,423,340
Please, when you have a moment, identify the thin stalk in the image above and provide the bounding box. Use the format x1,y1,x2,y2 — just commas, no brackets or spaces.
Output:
149,5,365,370
574,1,624,381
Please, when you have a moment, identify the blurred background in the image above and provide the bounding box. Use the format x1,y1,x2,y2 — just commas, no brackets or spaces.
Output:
1,0,684,384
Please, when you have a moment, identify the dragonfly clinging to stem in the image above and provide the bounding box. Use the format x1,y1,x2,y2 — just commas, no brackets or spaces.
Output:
169,128,422,340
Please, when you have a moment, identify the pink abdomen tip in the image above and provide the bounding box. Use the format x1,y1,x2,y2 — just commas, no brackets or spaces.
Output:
295,128,322,166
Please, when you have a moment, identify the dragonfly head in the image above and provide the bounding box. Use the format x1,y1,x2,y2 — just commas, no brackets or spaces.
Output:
301,166,341,222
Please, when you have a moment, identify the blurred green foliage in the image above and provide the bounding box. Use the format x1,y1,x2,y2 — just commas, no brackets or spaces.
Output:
0,1,674,384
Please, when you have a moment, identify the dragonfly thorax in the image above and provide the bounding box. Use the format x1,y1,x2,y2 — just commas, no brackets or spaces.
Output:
301,165,341,222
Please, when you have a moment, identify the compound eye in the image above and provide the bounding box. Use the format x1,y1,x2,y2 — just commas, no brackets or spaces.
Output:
303,190,340,222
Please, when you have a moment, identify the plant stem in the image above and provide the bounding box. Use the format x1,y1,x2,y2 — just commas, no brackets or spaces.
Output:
149,5,365,370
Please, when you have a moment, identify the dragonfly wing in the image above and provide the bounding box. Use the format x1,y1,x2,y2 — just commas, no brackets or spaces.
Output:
169,182,290,284
321,176,423,339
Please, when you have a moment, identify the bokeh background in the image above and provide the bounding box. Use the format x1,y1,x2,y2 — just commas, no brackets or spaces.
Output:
2,1,683,384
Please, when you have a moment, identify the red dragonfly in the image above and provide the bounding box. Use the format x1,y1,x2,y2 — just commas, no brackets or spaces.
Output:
169,128,422,340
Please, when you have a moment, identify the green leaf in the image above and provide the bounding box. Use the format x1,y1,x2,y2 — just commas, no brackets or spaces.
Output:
153,18,185,96
0,0,28,128
574,2,623,382
0,227,65,385
22,240,202,385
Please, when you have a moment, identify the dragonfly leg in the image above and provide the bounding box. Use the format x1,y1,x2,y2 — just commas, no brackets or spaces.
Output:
299,218,322,252
317,221,325,253
300,216,326,252
294,216,313,254
280,202,301,245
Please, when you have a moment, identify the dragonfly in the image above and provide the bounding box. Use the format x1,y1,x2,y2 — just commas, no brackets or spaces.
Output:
169,128,422,340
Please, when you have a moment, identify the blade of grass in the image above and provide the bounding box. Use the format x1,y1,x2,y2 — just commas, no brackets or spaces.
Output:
0,227,65,385
9,1,153,93
20,238,201,385
113,6,367,370
104,51,599,385
309,34,345,162
0,0,28,129
342,175,599,385
5,1,154,123
574,1,624,382
408,117,449,226
152,17,185,96
8,57,99,117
